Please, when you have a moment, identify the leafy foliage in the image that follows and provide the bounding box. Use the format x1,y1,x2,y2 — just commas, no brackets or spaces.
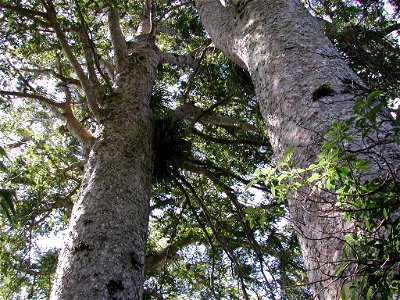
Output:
0,0,398,299
0,0,309,299
249,91,400,299
305,0,400,98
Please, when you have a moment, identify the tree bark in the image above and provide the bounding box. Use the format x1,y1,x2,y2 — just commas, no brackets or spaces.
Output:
50,36,159,299
195,0,368,298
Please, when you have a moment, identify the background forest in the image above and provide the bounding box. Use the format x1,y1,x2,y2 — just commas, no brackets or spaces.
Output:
0,0,399,299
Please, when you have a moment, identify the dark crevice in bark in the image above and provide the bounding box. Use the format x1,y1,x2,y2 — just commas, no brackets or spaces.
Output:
106,279,125,297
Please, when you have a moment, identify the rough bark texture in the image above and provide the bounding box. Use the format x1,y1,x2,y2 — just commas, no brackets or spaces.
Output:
50,35,159,299
195,0,368,298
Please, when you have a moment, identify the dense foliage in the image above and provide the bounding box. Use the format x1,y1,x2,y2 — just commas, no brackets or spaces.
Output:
249,90,399,299
0,0,398,299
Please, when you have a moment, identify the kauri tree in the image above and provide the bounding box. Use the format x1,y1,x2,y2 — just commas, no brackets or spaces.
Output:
0,0,399,299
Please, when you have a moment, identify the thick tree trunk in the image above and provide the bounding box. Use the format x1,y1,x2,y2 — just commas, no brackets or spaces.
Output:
195,0,366,298
50,39,159,299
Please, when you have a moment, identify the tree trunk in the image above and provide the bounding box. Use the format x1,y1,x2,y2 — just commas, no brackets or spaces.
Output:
50,38,159,300
195,0,365,298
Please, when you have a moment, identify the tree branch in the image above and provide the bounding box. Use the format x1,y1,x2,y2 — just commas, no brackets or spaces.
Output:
42,0,89,90
185,159,269,191
0,88,93,149
189,165,279,298
76,28,108,103
383,23,400,35
27,183,79,229
137,0,154,35
159,52,196,68
42,0,101,120
0,90,64,108
190,128,268,146
60,85,94,148
177,174,251,299
75,1,113,92
0,2,50,28
180,46,208,103
174,102,260,133
108,6,128,71
146,234,198,270
156,24,180,36
194,0,248,70
21,68,81,86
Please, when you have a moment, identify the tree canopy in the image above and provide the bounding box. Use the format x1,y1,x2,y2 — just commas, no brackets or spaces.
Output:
0,0,399,299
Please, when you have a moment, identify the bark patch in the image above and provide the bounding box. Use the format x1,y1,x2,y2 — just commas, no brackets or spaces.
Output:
129,252,144,269
71,241,94,253
106,279,125,297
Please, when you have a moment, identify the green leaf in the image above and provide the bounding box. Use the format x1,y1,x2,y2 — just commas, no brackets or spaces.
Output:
246,178,259,189
335,262,346,276
249,217,255,229
292,168,305,173
0,146,7,157
277,173,289,182
307,173,321,182
278,146,294,167
366,286,373,299
321,140,336,151
366,103,384,123
383,208,388,219
366,90,381,102
326,178,336,190
341,288,348,300
345,234,354,244
0,189,16,224
270,185,276,197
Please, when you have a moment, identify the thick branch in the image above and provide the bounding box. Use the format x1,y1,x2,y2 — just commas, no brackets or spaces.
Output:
383,23,400,35
195,0,247,70
42,0,101,120
108,6,128,71
76,31,102,88
156,24,180,36
174,102,259,133
76,28,109,104
146,234,198,270
61,85,94,148
137,0,153,35
75,1,113,92
21,68,81,86
159,52,195,68
0,90,63,108
0,2,50,27
0,89,93,148
7,137,33,149
43,1,90,91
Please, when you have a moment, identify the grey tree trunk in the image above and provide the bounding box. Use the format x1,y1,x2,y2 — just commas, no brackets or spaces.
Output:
195,0,366,298
50,36,159,299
